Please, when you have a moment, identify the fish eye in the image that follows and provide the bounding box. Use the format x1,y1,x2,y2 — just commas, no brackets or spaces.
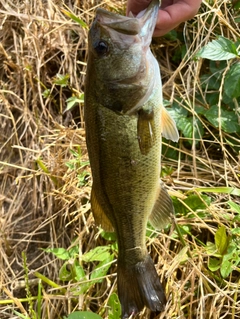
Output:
94,40,109,56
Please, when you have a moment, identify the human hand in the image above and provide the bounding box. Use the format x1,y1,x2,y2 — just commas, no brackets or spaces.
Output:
127,0,202,37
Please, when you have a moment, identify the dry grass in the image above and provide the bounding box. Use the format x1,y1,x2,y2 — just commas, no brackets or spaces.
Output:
0,0,240,318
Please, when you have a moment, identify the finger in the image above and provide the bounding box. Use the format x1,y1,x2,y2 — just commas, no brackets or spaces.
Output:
154,1,202,37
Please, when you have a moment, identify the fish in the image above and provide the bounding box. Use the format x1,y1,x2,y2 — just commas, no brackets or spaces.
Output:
84,0,179,317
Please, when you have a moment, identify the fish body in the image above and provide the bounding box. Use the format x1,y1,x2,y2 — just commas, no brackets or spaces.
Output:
84,0,179,317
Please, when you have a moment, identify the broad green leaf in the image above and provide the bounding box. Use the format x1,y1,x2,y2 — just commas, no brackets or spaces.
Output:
184,194,211,212
65,94,84,112
172,194,211,217
44,248,70,260
68,245,79,258
71,276,92,295
209,60,228,78
215,226,229,255
220,259,232,278
82,246,111,262
166,100,188,122
224,62,240,98
228,201,240,214
108,293,121,319
231,227,240,235
204,105,240,133
162,140,180,161
178,117,204,144
196,36,239,61
100,229,117,241
90,254,114,283
65,311,102,319
167,101,204,143
74,263,86,281
205,241,221,257
208,257,221,272
59,262,73,281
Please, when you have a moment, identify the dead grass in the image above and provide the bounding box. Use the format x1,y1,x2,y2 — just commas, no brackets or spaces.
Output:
0,0,240,318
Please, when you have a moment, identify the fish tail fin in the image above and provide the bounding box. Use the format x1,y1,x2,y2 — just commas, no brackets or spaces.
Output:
118,255,166,318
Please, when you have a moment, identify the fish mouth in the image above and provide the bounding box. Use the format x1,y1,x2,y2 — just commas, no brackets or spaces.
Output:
95,0,159,36
95,8,141,35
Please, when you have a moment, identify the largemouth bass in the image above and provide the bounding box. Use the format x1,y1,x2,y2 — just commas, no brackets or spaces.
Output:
84,0,179,317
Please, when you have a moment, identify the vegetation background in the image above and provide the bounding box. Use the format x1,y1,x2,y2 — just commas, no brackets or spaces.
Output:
0,0,240,318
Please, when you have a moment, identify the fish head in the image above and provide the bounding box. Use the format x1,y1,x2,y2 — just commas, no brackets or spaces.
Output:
87,0,160,113
89,11,145,81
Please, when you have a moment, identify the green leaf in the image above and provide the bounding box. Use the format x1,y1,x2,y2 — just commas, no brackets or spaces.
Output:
196,36,239,61
65,94,84,112
205,241,221,257
228,201,240,214
220,259,232,278
62,10,88,28
167,101,204,144
82,246,111,262
44,248,70,260
100,230,117,241
90,254,114,283
215,226,229,255
65,311,102,319
59,262,73,281
231,227,240,235
108,293,121,319
53,73,70,87
224,62,240,98
184,194,211,212
42,89,51,98
204,105,240,133
74,263,86,281
195,187,240,196
208,257,221,272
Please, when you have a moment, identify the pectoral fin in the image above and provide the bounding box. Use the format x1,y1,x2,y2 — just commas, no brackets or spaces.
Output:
137,109,156,155
91,185,114,232
149,182,174,229
161,107,179,142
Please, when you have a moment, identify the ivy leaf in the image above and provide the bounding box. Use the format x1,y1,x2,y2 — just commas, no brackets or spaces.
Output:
196,36,239,61
224,62,240,98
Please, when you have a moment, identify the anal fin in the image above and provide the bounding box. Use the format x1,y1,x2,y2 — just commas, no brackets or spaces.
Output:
91,185,114,232
149,182,174,229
